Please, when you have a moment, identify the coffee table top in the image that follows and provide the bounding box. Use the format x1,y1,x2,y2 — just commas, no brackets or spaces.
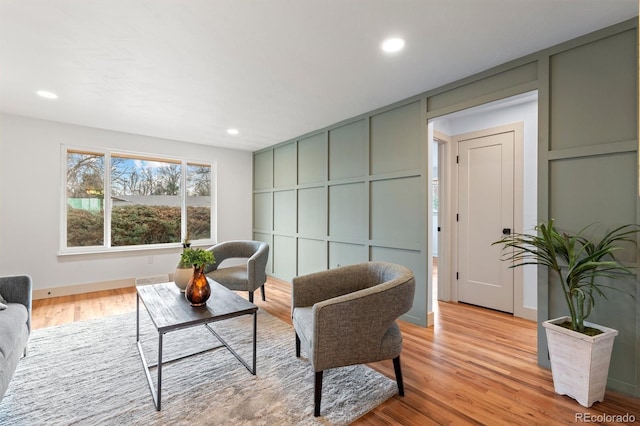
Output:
137,279,258,333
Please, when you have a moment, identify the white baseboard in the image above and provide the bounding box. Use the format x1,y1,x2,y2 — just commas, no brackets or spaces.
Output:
427,310,435,327
515,306,537,322
32,274,171,300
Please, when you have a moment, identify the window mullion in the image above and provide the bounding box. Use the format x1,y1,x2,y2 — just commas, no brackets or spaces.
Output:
181,159,188,242
104,154,112,248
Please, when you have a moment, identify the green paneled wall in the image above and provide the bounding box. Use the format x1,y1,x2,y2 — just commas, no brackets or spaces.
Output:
545,25,638,394
273,190,296,234
298,238,327,276
253,18,640,397
253,150,272,190
549,30,637,150
329,120,366,180
253,192,272,231
274,142,296,187
426,61,538,111
299,133,327,184
328,242,368,268
298,187,327,237
254,104,427,325
370,101,422,174
370,176,422,246
329,183,366,240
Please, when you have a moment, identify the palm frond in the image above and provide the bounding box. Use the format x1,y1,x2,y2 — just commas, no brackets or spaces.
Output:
493,219,639,333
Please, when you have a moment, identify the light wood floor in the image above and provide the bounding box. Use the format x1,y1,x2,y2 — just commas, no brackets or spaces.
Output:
32,277,640,425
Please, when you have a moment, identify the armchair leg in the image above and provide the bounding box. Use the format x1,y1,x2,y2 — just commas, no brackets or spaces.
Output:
295,333,301,357
314,371,323,417
260,284,266,301
393,355,405,396
248,291,254,303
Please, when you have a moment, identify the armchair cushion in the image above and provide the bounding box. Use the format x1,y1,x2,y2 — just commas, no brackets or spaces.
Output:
207,266,247,291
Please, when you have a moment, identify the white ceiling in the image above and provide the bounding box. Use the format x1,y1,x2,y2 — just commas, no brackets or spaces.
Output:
1,1,637,151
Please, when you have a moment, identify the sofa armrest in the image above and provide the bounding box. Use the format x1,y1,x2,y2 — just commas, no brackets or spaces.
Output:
0,275,33,331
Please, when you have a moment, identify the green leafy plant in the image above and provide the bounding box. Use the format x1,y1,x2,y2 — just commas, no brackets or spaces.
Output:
176,232,193,269
180,247,215,270
493,219,638,334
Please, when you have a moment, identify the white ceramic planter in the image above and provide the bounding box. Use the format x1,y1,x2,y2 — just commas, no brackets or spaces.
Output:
174,267,193,292
543,316,618,407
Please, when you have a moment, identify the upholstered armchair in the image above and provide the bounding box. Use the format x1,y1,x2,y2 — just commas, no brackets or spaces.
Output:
291,261,415,417
204,240,269,303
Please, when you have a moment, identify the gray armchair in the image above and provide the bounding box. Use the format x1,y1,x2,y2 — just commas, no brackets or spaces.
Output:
204,240,269,303
291,261,415,417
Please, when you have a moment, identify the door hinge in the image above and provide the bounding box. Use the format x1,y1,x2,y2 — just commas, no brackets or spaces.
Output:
437,226,441,232
456,272,459,280
456,213,459,222
456,155,459,164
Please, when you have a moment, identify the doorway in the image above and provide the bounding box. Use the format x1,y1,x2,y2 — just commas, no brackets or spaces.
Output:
429,91,538,320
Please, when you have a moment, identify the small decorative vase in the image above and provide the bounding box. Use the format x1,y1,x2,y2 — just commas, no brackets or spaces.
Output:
174,267,193,292
185,265,210,306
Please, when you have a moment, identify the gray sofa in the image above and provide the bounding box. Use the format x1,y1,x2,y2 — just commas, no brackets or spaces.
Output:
0,275,32,401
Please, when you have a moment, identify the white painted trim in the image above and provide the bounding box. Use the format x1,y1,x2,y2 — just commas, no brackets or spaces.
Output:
33,278,135,300
433,130,452,302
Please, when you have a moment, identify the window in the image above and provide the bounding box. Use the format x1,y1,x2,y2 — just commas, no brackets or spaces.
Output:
63,147,214,252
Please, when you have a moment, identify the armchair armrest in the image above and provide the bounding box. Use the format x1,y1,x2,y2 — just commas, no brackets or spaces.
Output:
247,243,269,286
291,264,371,313
0,275,33,331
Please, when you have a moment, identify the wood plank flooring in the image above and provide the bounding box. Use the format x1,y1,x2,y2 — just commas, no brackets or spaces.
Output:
32,277,640,425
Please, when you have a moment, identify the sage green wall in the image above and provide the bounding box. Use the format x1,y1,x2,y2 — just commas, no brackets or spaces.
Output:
253,102,428,326
542,25,638,396
254,18,639,396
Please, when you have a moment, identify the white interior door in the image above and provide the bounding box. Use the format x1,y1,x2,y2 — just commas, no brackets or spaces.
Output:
457,130,514,313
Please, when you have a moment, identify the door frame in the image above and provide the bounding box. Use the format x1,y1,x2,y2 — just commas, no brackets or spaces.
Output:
449,122,529,317
432,130,451,303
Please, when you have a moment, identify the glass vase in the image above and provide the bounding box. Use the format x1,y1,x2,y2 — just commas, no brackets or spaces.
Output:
185,265,211,306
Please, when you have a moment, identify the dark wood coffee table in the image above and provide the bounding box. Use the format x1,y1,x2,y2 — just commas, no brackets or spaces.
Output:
136,279,258,410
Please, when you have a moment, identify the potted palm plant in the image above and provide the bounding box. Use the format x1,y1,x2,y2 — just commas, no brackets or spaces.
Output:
494,219,638,407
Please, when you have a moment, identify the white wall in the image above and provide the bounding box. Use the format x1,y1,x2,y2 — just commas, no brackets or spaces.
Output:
433,94,538,313
0,113,253,295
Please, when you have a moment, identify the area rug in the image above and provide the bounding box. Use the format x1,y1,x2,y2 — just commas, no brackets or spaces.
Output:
0,308,396,425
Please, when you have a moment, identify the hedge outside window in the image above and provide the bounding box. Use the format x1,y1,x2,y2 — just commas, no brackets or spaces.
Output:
64,148,213,251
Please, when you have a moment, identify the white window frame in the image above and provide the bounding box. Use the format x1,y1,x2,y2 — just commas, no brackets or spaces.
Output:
60,145,216,255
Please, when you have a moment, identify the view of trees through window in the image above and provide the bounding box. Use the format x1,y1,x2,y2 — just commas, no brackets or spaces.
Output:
65,149,212,249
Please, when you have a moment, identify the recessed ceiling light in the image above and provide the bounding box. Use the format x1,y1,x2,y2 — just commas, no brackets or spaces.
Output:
36,90,58,99
381,37,405,53
227,128,239,135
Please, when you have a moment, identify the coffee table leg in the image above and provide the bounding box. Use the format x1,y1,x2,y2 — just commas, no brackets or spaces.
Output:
252,311,257,374
136,313,163,410
157,332,163,411
136,294,140,342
